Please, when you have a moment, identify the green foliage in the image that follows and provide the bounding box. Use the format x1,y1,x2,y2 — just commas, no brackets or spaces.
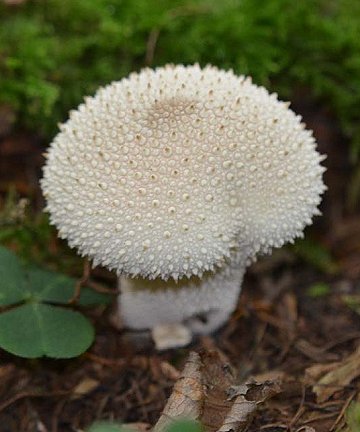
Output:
0,303,93,359
342,294,360,316
292,238,339,274
166,419,203,432
87,419,202,432
344,402,360,432
306,282,331,298
0,0,360,161
0,189,84,274
0,246,110,358
87,422,128,432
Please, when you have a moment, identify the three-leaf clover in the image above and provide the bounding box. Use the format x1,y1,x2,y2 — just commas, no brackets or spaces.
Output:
0,246,110,359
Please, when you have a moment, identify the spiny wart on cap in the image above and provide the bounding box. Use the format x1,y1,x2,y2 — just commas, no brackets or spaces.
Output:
41,64,326,280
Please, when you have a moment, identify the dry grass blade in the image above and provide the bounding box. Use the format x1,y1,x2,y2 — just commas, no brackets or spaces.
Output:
305,345,360,403
216,395,255,432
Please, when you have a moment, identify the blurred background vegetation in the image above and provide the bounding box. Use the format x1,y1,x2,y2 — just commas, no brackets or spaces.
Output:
1,0,360,157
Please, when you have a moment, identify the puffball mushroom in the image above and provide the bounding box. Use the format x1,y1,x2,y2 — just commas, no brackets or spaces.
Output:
41,64,326,347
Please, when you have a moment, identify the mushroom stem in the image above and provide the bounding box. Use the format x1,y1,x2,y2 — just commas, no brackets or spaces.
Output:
118,260,245,337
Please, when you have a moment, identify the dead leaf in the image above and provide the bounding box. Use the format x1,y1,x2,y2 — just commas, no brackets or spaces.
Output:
243,380,282,404
153,351,283,432
153,352,203,432
217,381,281,432
252,370,287,383
305,345,360,402
71,378,99,400
305,362,339,383
201,351,235,431
216,395,256,432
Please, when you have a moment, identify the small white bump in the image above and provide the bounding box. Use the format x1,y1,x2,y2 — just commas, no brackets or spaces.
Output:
226,173,234,181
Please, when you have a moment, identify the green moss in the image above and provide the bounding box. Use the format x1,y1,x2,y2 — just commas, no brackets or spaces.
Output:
0,190,82,274
1,0,360,160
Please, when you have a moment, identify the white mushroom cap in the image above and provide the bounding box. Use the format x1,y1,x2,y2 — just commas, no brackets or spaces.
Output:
41,64,326,280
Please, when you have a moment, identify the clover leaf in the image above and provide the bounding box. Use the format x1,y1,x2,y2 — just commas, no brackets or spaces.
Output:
0,246,111,358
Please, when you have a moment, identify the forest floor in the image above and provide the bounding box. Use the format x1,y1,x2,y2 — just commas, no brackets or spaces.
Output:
0,97,359,432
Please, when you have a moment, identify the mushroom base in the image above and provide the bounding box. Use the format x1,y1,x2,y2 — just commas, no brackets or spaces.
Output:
118,262,245,345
